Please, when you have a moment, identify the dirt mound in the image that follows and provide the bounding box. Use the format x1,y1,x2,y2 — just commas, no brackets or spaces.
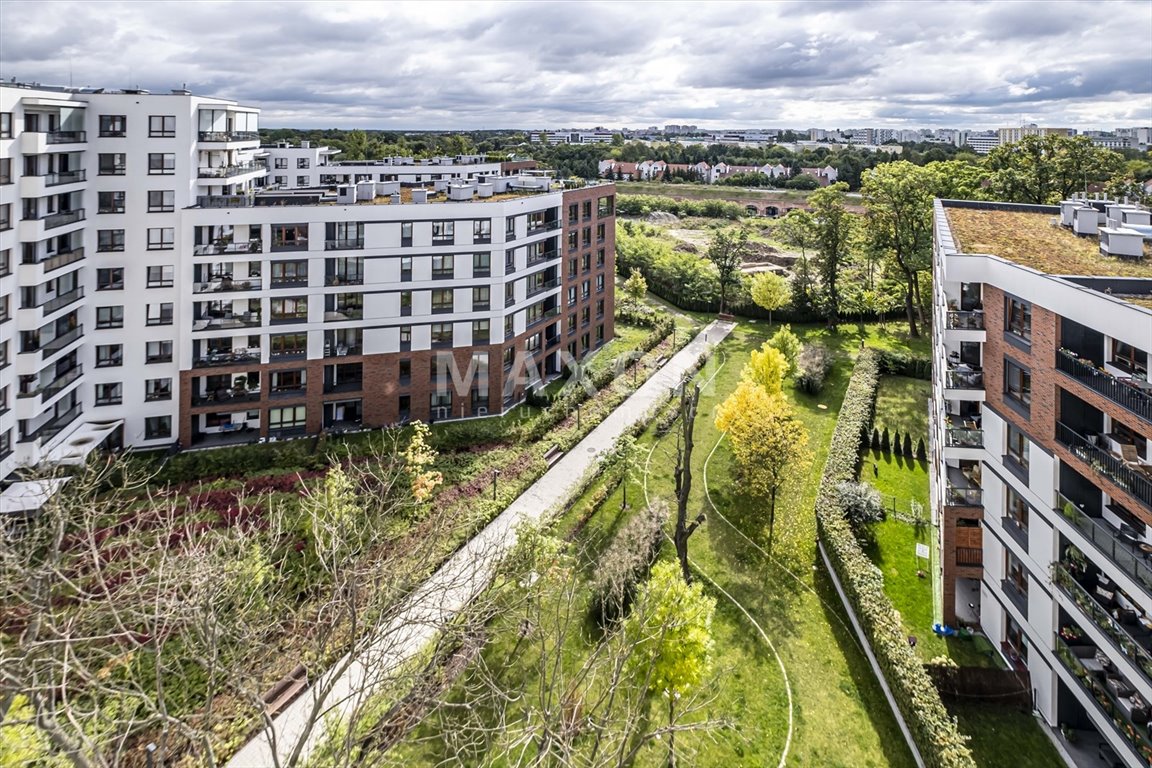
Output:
645,211,681,225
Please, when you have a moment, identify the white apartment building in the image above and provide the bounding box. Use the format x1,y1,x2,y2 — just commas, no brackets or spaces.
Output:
964,132,1001,154
932,197,1152,767
0,83,617,487
262,142,505,189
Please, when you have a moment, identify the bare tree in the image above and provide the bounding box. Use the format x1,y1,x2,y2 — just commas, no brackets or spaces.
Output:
672,383,705,584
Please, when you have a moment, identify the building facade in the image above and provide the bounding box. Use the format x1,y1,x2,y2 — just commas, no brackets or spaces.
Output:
0,82,615,482
932,198,1152,767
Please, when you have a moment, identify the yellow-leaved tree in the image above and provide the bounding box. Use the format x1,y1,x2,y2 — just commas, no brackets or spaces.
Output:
742,344,788,395
715,381,811,549
404,420,443,504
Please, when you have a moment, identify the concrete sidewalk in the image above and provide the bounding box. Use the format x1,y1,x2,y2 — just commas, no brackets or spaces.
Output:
227,319,736,767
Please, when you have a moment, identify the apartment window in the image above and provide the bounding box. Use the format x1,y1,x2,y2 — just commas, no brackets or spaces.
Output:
1006,486,1029,536
1005,423,1030,473
582,279,591,299
148,115,176,138
96,306,124,329
274,175,287,186
505,216,516,240
431,254,454,279
400,256,413,281
1004,359,1031,410
401,221,413,246
95,344,123,368
146,340,173,363
144,415,172,440
567,286,577,306
98,153,126,175
473,219,491,243
95,268,123,291
430,390,452,415
596,324,605,344
431,289,454,314
147,190,175,212
472,286,490,310
579,253,590,273
596,222,606,242
272,223,308,250
1005,296,1031,343
325,222,364,250
294,157,309,169
568,258,577,278
473,252,491,276
99,115,127,137
596,248,605,267
145,378,173,402
146,303,173,326
95,382,122,406
399,325,412,350
270,260,307,286
582,200,592,220
581,306,591,326
567,203,579,224
97,191,125,214
567,231,578,251
274,158,287,169
97,229,125,252
398,394,411,419
1111,339,1148,376
0,158,11,185
271,297,309,323
1006,551,1028,603
398,359,411,384
596,298,605,317
397,290,412,316
472,319,490,344
0,249,9,277
432,221,455,244
147,228,175,250
503,346,514,370
582,226,592,246
596,274,605,293
296,175,308,186
146,265,174,288
430,322,453,346
271,333,307,357
0,204,8,232
148,153,176,175
0,112,11,139
597,195,614,217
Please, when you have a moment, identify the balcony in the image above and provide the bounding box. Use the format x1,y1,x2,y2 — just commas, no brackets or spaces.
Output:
945,427,984,449
198,131,260,143
193,313,262,331
22,405,82,443
1057,349,1152,426
324,308,363,322
324,239,364,251
41,325,83,359
195,194,255,209
526,306,561,329
945,366,984,390
46,130,86,144
946,464,983,506
22,247,84,277
43,209,85,230
192,389,261,407
526,277,560,299
323,380,363,395
324,344,361,358
1057,422,1152,515
197,163,264,179
1053,562,1152,684
194,240,264,256
1057,493,1152,598
1054,635,1152,765
325,275,363,287
1001,578,1029,616
194,278,262,294
30,286,85,316
526,220,560,235
269,384,308,399
526,249,560,267
17,364,84,404
193,350,260,368
946,310,985,330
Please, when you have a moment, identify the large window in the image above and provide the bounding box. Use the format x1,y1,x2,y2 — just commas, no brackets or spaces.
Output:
97,191,125,214
269,406,307,430
430,322,453,346
97,229,125,252
472,286,490,310
1006,487,1029,535
97,268,124,291
472,319,490,344
473,252,491,276
1111,339,1148,376
431,221,455,244
145,378,172,401
1006,423,1030,471
147,190,175,212
1005,296,1031,342
270,260,307,286
98,115,126,137
0,112,11,139
148,115,176,137
145,415,172,439
1004,359,1031,410
146,303,173,326
146,340,173,363
98,153,126,175
271,333,307,357
147,228,174,250
96,306,124,329
271,224,308,251
431,289,454,314
95,382,122,406
271,297,309,323
597,195,614,217
146,265,174,288
431,254,454,279
147,153,175,175
95,344,123,367
473,219,491,243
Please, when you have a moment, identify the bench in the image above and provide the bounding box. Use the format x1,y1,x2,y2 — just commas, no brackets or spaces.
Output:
261,663,309,718
544,445,564,468
652,356,668,369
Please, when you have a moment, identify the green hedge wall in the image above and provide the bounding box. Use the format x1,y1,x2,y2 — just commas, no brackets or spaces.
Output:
815,348,975,768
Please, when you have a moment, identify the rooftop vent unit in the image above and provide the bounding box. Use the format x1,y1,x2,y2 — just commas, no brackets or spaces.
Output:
1121,209,1152,228
411,189,428,204
448,184,474,201
1072,206,1103,236
170,88,192,95
1059,199,1080,226
335,185,356,205
1099,228,1145,259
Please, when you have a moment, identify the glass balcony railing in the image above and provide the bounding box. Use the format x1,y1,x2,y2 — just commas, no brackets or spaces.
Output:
1057,422,1152,515
945,368,984,389
24,405,82,443
38,287,84,315
946,485,983,506
945,427,984,448
42,209,85,229
1056,492,1152,598
41,325,83,358
946,310,985,330
324,239,364,251
193,349,260,368
1053,562,1152,684
1057,349,1152,426
198,131,260,142
43,170,87,187
45,131,86,144
1054,634,1152,765
40,365,83,402
197,163,264,179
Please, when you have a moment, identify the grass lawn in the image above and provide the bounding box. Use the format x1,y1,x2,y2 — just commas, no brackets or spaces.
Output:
873,375,931,442
946,701,1064,768
616,181,815,203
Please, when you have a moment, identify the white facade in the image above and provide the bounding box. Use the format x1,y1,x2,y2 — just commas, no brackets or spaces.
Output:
262,142,503,189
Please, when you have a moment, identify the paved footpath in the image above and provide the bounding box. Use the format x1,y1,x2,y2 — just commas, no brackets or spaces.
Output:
227,320,735,768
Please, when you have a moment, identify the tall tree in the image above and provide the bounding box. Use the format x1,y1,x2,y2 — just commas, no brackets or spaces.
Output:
704,230,749,315
749,271,792,325
807,182,856,327
985,134,1124,204
715,383,811,549
673,383,704,585
742,344,787,395
861,161,936,337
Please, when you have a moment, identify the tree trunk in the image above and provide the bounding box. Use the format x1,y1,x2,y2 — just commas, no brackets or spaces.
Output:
767,488,777,553
674,384,702,585
903,276,919,338
667,696,677,768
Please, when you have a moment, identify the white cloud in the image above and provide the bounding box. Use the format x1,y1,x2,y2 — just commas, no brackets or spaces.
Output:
0,0,1148,129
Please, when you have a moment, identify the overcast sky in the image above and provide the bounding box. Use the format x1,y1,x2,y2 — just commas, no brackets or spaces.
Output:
1,0,1150,130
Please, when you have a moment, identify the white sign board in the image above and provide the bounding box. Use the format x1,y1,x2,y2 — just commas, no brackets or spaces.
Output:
915,543,930,561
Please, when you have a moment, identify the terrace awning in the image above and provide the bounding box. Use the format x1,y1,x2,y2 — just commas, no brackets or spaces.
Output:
43,420,123,466
0,478,71,514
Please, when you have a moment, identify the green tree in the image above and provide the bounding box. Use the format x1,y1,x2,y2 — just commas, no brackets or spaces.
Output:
625,561,716,768
673,384,704,584
766,324,802,378
704,230,749,315
985,134,1124,204
622,269,648,306
609,433,643,510
926,158,988,200
808,182,856,326
749,271,792,324
861,161,936,336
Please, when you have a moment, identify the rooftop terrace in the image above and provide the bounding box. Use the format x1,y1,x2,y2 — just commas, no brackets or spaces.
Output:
944,205,1152,278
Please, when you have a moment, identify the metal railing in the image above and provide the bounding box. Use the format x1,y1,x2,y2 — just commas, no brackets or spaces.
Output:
526,277,560,298
325,274,364,286
194,279,262,293
197,163,264,179
324,239,365,251
1052,562,1152,683
194,350,260,368
946,310,984,330
29,247,85,273
945,427,984,448
41,365,83,402
41,325,83,358
1001,578,1029,617
1056,422,1152,514
43,209,85,229
39,287,84,315
1056,492,1152,598
25,405,81,443
43,170,86,186
1057,349,1152,425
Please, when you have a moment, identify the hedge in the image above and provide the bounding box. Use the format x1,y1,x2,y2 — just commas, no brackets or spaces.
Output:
814,348,975,768
877,349,933,381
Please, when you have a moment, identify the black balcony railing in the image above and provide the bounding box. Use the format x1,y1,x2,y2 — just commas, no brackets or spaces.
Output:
1052,562,1152,684
1057,349,1152,426
25,247,85,274
946,310,985,330
41,325,83,358
1001,579,1029,617
40,365,83,402
23,405,81,443
195,195,255,208
1057,422,1152,514
1053,634,1152,765
526,277,560,298
37,287,84,315
1056,492,1152,598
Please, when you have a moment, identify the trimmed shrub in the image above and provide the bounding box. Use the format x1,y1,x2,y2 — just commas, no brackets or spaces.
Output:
916,437,927,461
591,500,669,625
815,348,974,767
903,433,914,458
836,481,887,538
880,427,891,453
877,349,932,380
892,430,901,455
795,343,832,394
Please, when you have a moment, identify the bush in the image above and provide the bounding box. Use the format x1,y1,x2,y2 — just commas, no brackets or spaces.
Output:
592,500,669,625
836,481,887,539
616,194,744,220
814,349,974,767
877,350,932,380
795,343,832,394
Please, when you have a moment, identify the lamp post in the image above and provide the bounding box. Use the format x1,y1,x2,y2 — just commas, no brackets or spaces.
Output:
492,468,500,501
145,744,157,768
576,402,582,429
